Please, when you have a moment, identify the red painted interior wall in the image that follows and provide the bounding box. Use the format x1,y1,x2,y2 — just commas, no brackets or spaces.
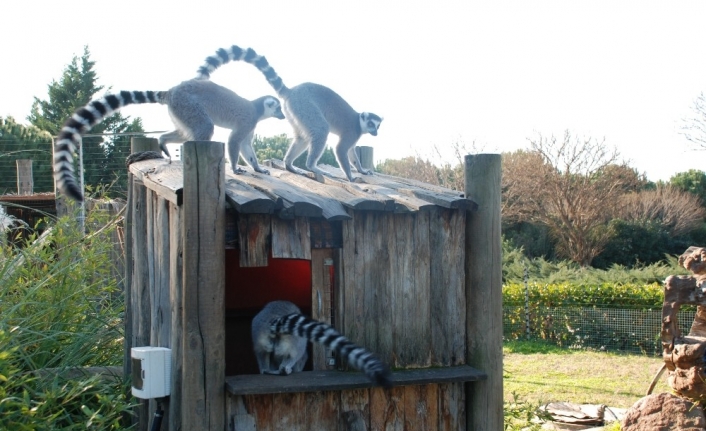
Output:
224,249,312,375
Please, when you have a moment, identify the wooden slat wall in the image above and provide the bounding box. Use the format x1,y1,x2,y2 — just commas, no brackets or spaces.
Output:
131,176,150,431
227,383,465,431
341,211,465,369
430,207,467,366
168,202,183,431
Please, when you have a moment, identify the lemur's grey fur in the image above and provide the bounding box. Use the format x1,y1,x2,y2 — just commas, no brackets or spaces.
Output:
251,300,391,387
196,45,383,182
53,80,284,201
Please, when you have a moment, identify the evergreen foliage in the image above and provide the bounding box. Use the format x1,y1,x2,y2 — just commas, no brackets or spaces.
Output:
250,133,339,169
26,46,144,198
0,117,54,193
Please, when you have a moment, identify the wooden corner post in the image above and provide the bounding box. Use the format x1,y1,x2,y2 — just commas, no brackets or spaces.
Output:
181,141,226,431
464,154,503,431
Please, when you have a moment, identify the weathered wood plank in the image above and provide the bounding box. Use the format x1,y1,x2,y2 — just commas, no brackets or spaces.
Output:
412,211,432,367
244,394,273,431
167,203,183,431
225,175,276,214
339,388,370,431
271,217,311,260
439,382,466,431
129,159,183,205
227,169,324,219
181,141,226,431
377,214,395,365
151,195,171,348
305,389,339,431
123,173,134,392
360,183,436,213
237,214,271,267
149,194,171,429
465,153,503,431
271,393,306,430
271,169,391,213
225,366,486,395
341,216,364,355
226,394,256,431
311,249,335,370
393,213,431,368
430,208,466,366
370,386,404,431
404,384,438,431
130,177,150,431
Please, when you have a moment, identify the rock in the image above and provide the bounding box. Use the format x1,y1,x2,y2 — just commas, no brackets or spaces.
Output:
622,393,706,431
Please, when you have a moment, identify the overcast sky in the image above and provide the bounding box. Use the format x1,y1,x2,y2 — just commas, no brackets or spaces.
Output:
2,1,705,181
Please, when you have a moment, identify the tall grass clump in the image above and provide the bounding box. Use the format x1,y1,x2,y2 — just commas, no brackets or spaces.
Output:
0,205,134,430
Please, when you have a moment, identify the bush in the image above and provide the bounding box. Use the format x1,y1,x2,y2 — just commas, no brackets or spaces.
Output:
0,206,134,430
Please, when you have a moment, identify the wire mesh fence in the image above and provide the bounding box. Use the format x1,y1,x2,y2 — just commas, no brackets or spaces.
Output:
0,135,145,200
503,305,695,356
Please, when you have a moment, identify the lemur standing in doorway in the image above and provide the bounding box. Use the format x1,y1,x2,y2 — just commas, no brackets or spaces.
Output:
196,45,383,182
53,77,284,201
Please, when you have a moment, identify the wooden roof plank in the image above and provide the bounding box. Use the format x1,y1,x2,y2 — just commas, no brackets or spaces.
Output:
224,176,276,214
129,159,182,205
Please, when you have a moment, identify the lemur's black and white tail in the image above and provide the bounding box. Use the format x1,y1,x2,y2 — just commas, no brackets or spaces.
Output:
196,46,290,98
271,313,392,387
54,91,166,201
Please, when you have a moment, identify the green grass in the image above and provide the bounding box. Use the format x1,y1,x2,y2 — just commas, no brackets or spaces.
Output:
504,340,669,409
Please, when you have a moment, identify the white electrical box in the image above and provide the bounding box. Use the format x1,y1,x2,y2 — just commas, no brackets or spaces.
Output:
131,347,172,399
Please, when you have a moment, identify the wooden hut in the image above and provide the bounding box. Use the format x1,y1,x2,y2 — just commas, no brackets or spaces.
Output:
124,138,503,431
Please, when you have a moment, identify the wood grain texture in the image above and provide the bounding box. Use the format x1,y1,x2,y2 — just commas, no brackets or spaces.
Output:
225,366,485,395
271,217,311,260
181,141,226,431
430,208,467,366
237,213,271,267
167,203,183,431
465,154,503,431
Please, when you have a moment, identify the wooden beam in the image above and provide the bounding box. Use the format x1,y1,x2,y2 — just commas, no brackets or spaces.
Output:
16,159,33,194
226,366,486,395
464,154,503,431
181,141,226,431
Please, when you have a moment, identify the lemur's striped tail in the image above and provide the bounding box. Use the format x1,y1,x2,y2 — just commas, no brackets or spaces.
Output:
271,313,392,387
196,46,289,98
54,91,166,201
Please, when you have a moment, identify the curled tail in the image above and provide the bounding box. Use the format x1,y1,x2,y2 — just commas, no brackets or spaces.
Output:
54,91,166,201
271,313,392,387
196,46,289,98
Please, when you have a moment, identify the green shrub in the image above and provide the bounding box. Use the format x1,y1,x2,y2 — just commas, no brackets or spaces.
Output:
503,282,664,309
0,206,135,430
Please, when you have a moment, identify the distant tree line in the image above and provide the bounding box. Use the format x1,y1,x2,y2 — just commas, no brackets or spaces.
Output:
378,132,706,269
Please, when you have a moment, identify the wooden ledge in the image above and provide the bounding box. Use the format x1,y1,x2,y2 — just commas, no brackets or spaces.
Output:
225,365,486,396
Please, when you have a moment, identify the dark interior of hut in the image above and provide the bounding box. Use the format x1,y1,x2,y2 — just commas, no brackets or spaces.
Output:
224,249,314,375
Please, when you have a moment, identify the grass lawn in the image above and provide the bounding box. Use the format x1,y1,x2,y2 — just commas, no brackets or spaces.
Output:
503,340,670,409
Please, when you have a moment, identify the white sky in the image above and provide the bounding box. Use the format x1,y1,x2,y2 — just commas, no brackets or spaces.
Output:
2,1,705,181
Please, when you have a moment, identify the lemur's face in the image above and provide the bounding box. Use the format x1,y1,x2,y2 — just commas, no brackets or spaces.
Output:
360,112,383,136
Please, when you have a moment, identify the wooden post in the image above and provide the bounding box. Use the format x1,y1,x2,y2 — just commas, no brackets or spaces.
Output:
181,141,226,431
125,137,160,431
356,146,374,171
16,159,33,194
464,154,503,431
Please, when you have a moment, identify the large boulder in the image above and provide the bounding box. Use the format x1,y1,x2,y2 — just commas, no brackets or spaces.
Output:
622,393,705,431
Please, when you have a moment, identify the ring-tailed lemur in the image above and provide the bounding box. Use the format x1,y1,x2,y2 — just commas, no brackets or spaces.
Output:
53,80,284,202
196,46,383,182
251,300,391,387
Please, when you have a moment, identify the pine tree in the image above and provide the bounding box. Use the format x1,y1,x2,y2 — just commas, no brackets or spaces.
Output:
27,46,144,198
